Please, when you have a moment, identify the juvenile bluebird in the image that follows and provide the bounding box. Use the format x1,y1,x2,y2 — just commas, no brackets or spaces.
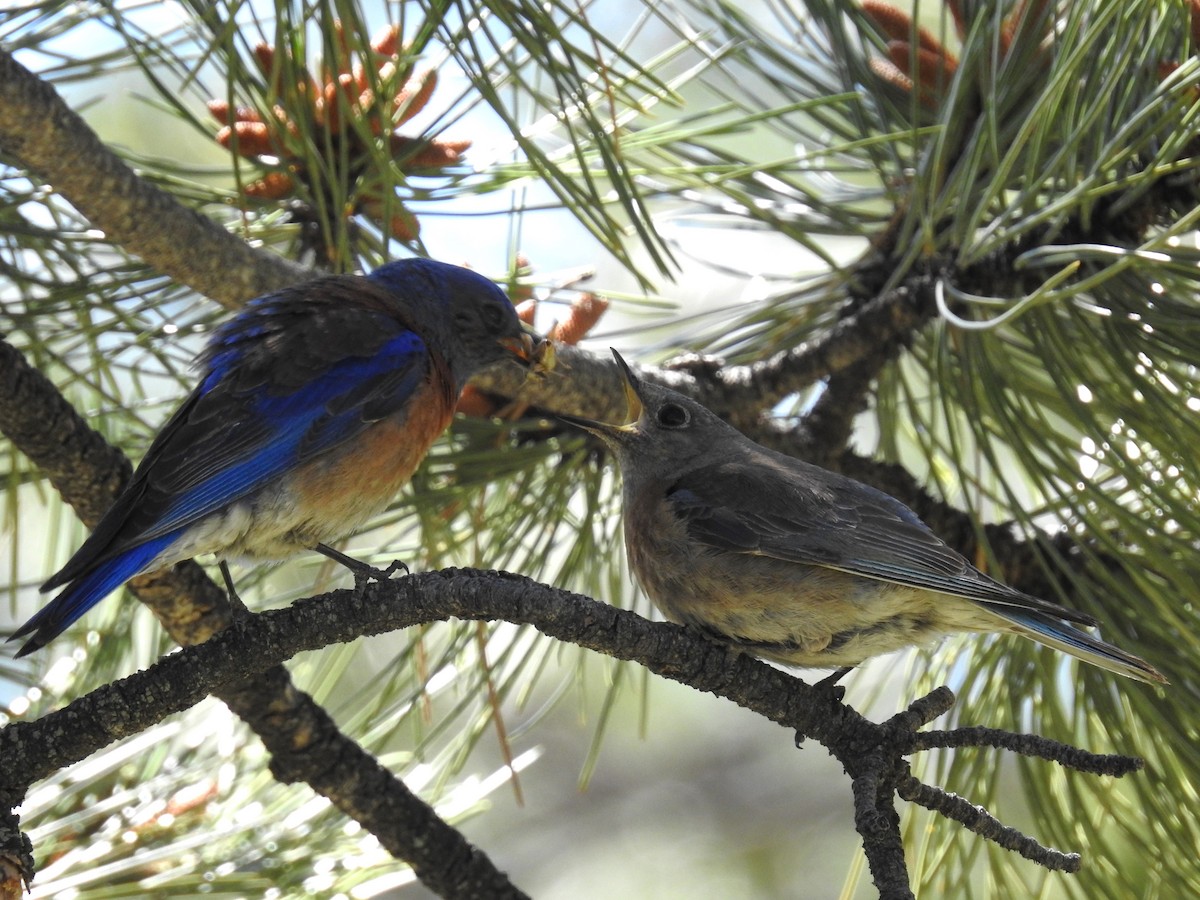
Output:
11,258,542,657
561,351,1166,685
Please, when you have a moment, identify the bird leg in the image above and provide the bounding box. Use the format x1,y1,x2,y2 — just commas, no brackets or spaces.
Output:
217,560,258,622
217,560,240,603
314,543,410,595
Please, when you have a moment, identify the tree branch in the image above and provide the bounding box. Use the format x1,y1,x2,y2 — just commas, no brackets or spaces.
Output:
895,772,1081,872
906,726,1142,777
475,274,936,428
0,569,1145,897
0,48,308,308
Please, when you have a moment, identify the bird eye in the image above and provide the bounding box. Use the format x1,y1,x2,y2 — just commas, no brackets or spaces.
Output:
656,403,689,428
480,302,509,332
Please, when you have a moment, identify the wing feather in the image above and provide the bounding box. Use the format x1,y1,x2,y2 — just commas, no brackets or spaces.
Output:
44,282,431,591
667,455,1098,627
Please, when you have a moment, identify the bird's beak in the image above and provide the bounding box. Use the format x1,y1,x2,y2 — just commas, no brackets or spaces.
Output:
610,349,645,423
557,348,644,442
500,322,554,373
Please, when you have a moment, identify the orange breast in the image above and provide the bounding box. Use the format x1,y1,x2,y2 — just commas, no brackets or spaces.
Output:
290,378,457,535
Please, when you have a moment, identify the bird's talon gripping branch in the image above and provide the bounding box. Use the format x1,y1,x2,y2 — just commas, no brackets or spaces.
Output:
814,666,852,700
314,544,409,596
380,559,411,579
795,668,853,747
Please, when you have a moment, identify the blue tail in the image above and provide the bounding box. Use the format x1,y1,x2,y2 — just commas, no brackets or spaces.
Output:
990,606,1166,685
10,533,178,657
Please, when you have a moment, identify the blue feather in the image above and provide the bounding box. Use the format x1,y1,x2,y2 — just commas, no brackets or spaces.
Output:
986,607,1160,683
13,530,181,655
367,258,447,302
148,332,426,537
254,332,424,415
367,258,501,311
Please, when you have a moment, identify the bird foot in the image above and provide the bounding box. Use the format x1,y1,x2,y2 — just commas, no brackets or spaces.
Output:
795,667,853,748
349,559,409,597
314,543,409,596
813,665,852,701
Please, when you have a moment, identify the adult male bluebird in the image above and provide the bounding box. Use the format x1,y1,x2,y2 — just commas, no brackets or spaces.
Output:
561,351,1166,684
11,258,542,657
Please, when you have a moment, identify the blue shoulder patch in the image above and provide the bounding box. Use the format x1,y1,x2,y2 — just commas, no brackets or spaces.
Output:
159,331,427,531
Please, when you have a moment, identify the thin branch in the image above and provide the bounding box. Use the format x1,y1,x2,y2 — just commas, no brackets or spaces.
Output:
0,48,308,308
474,276,937,427
896,772,1081,873
885,686,957,734
850,764,913,900
907,726,1143,777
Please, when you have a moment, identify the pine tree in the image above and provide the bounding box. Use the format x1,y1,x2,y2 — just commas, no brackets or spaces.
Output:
1,1,1196,897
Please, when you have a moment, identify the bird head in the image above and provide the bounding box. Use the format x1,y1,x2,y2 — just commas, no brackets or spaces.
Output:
368,259,547,387
559,349,736,483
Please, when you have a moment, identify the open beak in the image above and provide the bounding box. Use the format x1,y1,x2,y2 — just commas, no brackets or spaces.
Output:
557,348,644,441
610,350,644,422
499,321,554,373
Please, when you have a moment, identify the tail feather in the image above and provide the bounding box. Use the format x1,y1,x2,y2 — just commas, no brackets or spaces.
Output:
10,534,177,657
991,606,1167,685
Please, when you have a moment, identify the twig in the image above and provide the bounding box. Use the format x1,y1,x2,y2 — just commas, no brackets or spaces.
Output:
896,771,1081,872
906,726,1143,776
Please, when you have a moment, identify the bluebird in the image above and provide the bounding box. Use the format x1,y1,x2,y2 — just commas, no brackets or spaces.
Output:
560,351,1166,685
11,258,543,657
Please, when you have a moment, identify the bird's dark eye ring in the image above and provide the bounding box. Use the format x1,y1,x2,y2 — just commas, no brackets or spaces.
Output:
656,403,689,428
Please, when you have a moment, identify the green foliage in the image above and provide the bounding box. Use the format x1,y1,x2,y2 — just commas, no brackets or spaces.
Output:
658,1,1200,896
2,0,1198,897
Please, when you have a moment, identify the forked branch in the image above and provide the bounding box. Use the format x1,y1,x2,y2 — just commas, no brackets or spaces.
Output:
0,572,1145,899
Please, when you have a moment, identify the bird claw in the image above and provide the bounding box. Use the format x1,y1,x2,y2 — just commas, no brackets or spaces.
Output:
814,666,851,703
795,667,853,748
314,543,409,597
381,559,410,578
350,559,409,597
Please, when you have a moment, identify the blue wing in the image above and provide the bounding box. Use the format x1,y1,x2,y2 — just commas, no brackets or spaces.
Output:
133,329,429,545
12,531,181,655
